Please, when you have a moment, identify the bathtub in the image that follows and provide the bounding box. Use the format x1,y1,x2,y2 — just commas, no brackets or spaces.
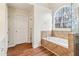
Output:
44,37,68,48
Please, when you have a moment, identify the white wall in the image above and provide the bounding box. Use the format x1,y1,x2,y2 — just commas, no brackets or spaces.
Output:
0,3,8,56
33,5,52,48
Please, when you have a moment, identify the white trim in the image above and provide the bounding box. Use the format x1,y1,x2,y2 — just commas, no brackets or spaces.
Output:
8,44,15,48
8,41,32,48
53,28,71,31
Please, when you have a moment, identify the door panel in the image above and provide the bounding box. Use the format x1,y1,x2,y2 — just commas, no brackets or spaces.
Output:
14,15,28,44
9,15,29,45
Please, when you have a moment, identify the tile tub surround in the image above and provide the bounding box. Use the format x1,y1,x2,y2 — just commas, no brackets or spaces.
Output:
41,31,75,56
41,39,70,56
41,31,69,48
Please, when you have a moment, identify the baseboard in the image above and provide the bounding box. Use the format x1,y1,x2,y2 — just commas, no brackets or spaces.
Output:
8,42,32,48
32,43,41,48
8,44,15,48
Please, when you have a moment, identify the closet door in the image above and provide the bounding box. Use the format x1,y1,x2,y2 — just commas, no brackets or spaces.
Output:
14,15,28,44
9,15,29,46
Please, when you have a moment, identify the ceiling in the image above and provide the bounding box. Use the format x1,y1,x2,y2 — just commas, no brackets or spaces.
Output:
34,3,67,10
7,3,78,11
7,3,57,10
7,3,33,10
40,3,79,9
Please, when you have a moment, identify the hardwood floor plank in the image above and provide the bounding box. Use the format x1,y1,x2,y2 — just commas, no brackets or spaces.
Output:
7,43,55,56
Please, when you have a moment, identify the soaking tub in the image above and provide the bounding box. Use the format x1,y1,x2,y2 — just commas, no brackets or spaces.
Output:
44,37,68,48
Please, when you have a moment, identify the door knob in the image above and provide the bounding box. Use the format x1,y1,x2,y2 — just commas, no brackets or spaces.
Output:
16,30,18,32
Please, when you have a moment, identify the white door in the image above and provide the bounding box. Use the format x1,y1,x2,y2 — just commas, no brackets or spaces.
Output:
14,15,28,44
9,15,28,45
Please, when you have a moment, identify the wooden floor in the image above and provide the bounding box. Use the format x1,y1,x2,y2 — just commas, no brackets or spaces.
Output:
7,43,56,56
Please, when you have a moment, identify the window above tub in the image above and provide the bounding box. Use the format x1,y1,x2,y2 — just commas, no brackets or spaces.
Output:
53,4,76,31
